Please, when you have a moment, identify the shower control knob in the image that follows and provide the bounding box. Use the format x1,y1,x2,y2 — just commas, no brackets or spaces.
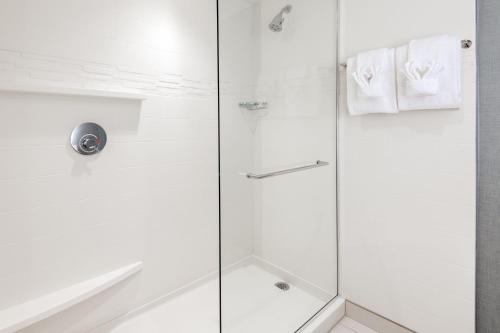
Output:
71,123,107,155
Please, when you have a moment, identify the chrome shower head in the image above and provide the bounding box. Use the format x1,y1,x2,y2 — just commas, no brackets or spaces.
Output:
269,5,292,32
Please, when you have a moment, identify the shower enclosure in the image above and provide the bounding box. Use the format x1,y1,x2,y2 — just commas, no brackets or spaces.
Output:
0,0,338,332
219,0,338,331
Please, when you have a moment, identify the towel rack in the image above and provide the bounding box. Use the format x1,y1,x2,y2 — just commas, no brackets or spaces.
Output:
246,160,329,179
338,39,473,69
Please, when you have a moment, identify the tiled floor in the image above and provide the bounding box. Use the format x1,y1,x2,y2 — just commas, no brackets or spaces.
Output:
89,264,327,333
330,317,379,333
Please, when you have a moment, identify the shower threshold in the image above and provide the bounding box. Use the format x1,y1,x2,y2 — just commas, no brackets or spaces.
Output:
88,258,342,333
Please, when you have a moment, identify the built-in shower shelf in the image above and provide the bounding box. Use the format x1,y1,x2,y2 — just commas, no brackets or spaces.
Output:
0,84,148,100
0,262,143,333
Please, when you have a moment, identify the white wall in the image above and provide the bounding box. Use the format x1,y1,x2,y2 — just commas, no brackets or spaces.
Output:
253,0,338,295
338,1,476,332
0,1,218,332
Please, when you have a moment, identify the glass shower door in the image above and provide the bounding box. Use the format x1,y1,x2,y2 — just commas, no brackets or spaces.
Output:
218,0,338,331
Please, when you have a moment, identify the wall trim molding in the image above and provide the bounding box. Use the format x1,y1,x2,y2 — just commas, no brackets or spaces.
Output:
345,301,415,333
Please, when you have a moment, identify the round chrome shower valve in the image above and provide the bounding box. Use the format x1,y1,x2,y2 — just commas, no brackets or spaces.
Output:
71,122,107,155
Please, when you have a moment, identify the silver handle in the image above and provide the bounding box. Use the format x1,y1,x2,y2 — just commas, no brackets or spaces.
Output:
247,160,329,180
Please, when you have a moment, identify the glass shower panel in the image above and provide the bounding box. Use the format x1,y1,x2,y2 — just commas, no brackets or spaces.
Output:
219,0,338,332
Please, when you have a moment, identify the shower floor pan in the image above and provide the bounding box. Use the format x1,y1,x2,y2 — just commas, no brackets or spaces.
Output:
88,258,343,333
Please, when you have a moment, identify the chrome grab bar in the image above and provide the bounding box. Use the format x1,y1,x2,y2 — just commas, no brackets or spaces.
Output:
246,160,329,180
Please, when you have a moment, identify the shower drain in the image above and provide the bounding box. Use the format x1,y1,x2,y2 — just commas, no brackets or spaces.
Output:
274,281,290,291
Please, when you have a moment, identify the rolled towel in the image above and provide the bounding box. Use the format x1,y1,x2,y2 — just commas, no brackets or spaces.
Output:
401,60,443,96
347,48,398,115
352,66,384,97
396,35,462,111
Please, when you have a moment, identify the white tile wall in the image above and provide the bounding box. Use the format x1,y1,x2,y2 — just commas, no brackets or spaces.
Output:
0,0,219,332
338,0,476,332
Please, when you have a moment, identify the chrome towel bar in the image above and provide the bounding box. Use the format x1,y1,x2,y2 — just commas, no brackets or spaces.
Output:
246,160,329,180
339,39,473,69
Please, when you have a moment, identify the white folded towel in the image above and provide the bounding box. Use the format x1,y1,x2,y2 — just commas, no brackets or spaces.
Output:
396,35,462,111
347,48,398,115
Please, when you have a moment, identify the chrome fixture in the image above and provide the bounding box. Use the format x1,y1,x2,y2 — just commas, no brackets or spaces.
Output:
238,101,268,110
247,160,329,180
70,122,107,155
274,282,290,291
269,5,292,32
461,39,473,49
